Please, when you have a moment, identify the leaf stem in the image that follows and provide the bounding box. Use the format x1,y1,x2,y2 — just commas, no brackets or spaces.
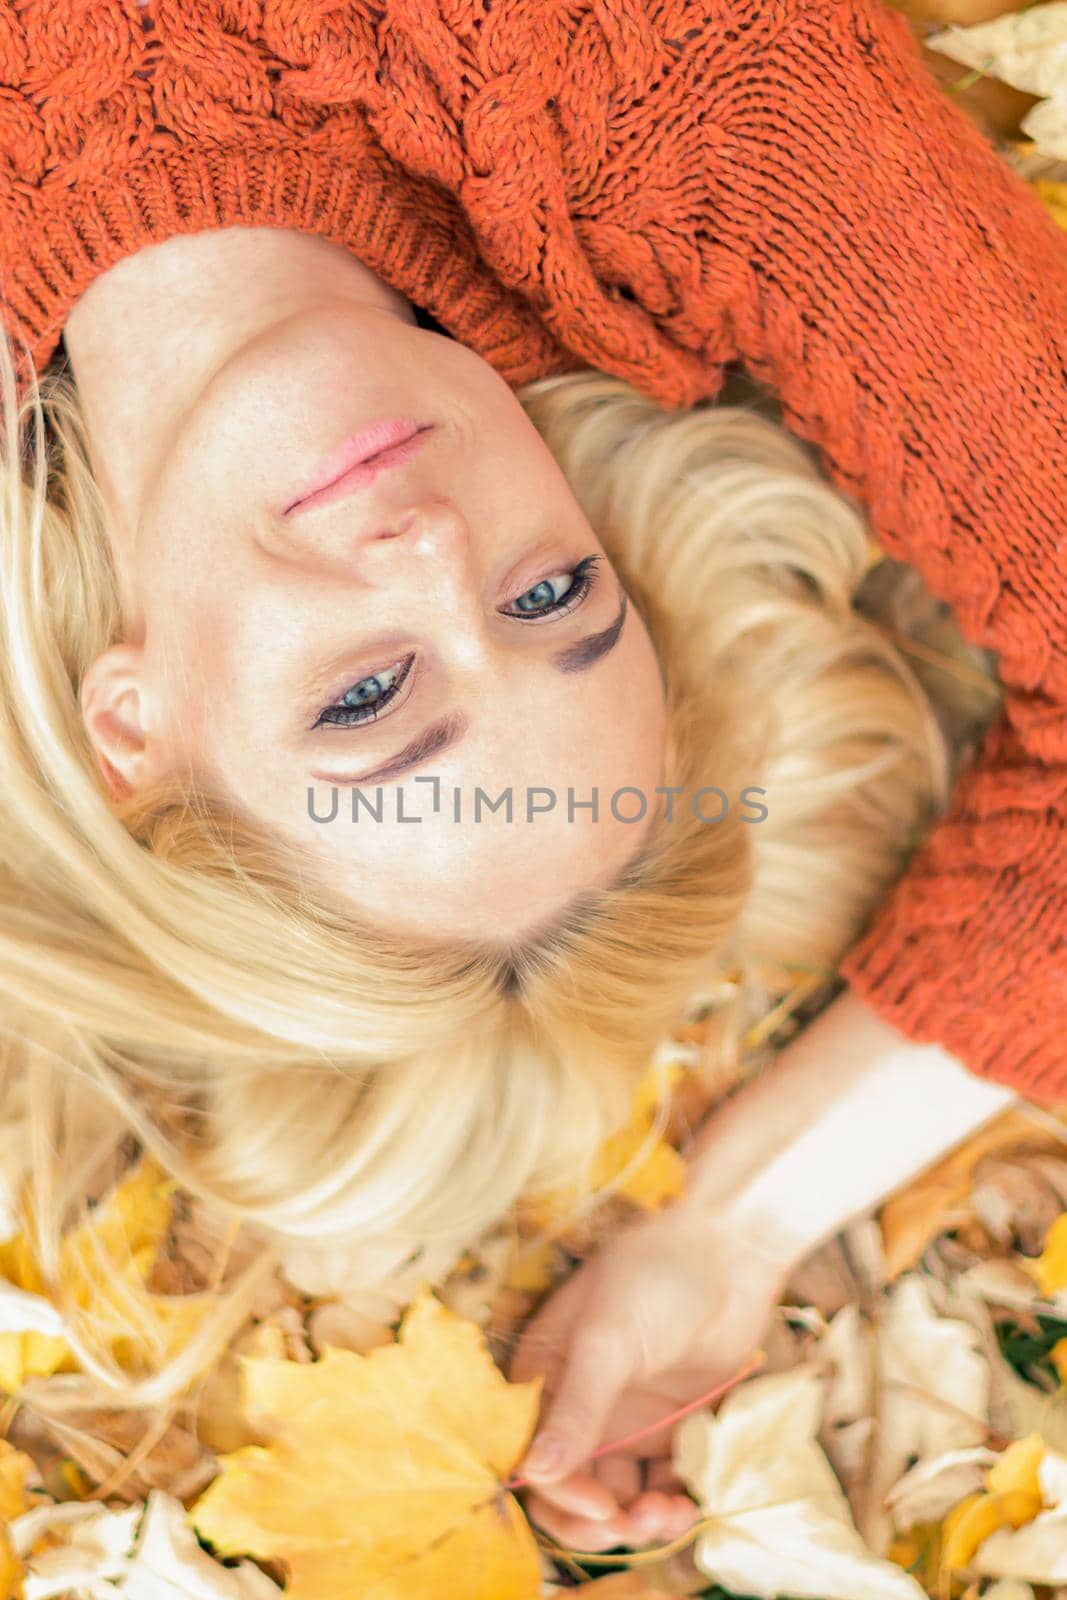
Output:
505,1349,765,1491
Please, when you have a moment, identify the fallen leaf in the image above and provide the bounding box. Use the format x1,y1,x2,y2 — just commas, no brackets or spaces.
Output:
928,1,1067,161
7,1490,278,1599
969,1444,1067,1580
939,1435,1045,1575
0,1439,33,1600
982,1581,1036,1600
1024,1211,1067,1297
1034,175,1067,226
120,1491,282,1599
190,1289,542,1600
672,1366,926,1599
879,1110,1066,1280
522,1064,689,1233
885,1446,997,1529
12,1500,142,1597
0,1157,210,1393
820,1275,991,1552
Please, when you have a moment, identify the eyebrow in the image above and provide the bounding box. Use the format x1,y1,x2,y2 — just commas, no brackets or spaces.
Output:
310,710,469,787
308,589,629,788
551,590,628,674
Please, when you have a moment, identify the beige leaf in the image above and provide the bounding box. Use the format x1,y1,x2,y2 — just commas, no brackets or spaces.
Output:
929,2,1067,159
956,1259,1054,1314
879,1277,990,1467
13,1501,141,1598
929,2,1067,99
812,1275,990,1553
121,1491,282,1598
885,1445,998,1528
10,1492,279,1600
672,1366,926,1600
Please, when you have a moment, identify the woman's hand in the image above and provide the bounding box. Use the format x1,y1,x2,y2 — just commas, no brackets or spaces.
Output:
507,1198,790,1553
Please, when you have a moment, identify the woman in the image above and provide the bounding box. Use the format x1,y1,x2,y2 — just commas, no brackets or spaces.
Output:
0,0,1063,1553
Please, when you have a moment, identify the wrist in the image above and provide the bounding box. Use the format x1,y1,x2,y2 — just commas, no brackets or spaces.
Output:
666,1185,801,1285
672,988,1018,1278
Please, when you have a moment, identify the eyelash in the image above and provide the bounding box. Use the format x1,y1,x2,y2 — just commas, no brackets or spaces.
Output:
313,554,604,729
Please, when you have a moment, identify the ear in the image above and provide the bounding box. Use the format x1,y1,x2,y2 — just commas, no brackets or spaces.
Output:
79,642,173,801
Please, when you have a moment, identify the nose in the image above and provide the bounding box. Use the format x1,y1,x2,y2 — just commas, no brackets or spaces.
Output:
275,491,476,587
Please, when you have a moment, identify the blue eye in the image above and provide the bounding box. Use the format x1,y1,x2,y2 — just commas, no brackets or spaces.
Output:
312,554,603,729
513,574,571,612
503,554,602,619
315,654,415,729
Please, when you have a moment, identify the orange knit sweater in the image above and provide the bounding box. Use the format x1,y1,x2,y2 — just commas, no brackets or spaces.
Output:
0,0,1064,1100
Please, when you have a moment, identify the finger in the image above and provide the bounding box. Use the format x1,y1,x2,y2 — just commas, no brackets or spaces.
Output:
594,1455,641,1505
522,1492,633,1555
617,1489,682,1546
521,1324,634,1483
508,1270,589,1386
516,1468,617,1523
627,1489,699,1545
645,1458,686,1496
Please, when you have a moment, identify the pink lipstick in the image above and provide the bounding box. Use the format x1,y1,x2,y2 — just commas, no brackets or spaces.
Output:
284,418,434,514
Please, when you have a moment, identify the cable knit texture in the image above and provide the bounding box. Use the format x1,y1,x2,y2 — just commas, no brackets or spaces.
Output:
0,0,1065,1099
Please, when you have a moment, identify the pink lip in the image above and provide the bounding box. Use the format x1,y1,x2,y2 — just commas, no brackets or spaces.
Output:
284,418,433,514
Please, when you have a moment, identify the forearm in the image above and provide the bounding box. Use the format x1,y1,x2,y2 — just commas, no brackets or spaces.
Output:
675,985,1018,1270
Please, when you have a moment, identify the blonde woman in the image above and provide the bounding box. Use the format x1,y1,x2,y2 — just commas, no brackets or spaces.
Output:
0,0,1064,1553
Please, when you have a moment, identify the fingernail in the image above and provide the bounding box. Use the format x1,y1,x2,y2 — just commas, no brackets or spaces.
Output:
523,1434,567,1477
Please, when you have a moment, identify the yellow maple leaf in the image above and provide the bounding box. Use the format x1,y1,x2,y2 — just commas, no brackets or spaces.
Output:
191,1289,543,1600
0,1155,209,1392
1024,1210,1067,1298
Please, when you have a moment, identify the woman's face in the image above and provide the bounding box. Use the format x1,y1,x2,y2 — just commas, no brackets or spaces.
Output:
70,239,668,944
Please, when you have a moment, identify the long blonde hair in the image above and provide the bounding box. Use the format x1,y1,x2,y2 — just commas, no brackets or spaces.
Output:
0,330,1000,1404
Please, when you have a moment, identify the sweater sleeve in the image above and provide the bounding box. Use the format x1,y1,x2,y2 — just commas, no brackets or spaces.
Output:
716,0,1067,1102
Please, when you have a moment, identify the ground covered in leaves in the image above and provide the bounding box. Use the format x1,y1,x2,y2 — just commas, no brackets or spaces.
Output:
2,0,1067,1594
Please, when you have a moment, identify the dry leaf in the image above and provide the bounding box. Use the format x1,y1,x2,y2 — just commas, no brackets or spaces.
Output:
190,1289,542,1600
968,1445,1067,1580
12,1500,141,1596
8,1491,278,1599
928,1,1067,160
0,1156,210,1393
1023,1211,1067,1296
117,1491,281,1599
0,1438,34,1600
672,1366,926,1599
879,1110,1065,1280
939,1434,1045,1574
817,1275,990,1552
1034,175,1067,225
522,1064,689,1234
885,1445,997,1529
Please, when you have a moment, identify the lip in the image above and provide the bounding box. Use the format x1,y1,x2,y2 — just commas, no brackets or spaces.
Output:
284,418,434,515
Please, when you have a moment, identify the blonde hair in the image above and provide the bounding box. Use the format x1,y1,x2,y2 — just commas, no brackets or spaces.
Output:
0,331,1000,1409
